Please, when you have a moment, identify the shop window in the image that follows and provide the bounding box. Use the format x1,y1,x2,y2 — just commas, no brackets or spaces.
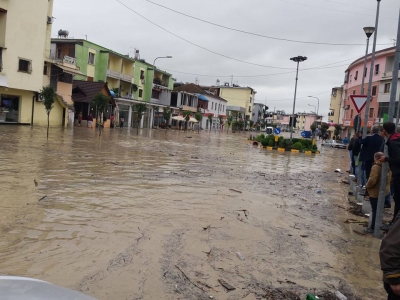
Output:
0,94,20,123
384,83,391,93
88,53,95,65
18,59,32,73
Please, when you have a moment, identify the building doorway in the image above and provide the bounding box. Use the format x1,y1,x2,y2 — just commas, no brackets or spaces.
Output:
0,94,20,123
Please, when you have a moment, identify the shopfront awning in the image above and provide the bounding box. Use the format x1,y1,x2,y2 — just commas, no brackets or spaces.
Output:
172,116,185,121
57,64,86,77
197,94,208,101
189,117,199,123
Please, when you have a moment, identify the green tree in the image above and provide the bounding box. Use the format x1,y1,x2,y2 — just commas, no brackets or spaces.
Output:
195,112,203,133
40,85,56,140
320,123,329,135
207,114,213,132
334,124,342,138
134,103,147,134
226,116,233,133
218,115,223,132
92,93,110,135
182,110,191,131
162,106,171,132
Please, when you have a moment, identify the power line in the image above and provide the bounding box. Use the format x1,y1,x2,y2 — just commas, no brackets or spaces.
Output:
116,0,295,70
144,0,394,46
276,0,398,21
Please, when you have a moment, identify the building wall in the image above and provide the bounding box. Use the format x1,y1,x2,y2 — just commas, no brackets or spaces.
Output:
218,87,255,118
2,0,53,92
329,87,343,124
57,82,73,105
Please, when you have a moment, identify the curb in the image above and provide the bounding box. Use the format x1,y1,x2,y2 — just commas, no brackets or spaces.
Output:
251,141,320,155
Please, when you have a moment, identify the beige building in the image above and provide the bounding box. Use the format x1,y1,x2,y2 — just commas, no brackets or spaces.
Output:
328,86,343,125
203,84,256,120
0,0,73,126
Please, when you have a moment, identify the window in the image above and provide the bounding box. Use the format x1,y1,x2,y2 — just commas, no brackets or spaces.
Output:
88,53,95,65
375,64,379,75
249,97,252,103
369,108,374,117
354,71,358,80
43,63,47,75
211,103,213,110
350,109,353,118
18,59,31,73
248,106,251,113
138,89,143,98
384,83,391,93
352,90,356,95
364,67,367,77
140,70,145,79
372,86,377,96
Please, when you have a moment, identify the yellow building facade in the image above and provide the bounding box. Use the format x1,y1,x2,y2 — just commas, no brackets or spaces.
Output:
218,86,256,119
0,0,68,126
328,87,343,125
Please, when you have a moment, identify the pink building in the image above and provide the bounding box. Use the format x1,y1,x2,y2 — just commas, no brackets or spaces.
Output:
341,47,396,136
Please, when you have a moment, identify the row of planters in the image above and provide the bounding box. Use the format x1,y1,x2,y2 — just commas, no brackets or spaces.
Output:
250,134,319,153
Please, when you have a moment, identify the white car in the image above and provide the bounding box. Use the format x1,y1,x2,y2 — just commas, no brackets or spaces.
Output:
321,140,347,149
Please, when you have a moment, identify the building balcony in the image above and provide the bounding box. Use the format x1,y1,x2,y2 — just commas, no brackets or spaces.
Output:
382,71,400,80
49,55,77,66
121,74,132,83
106,69,133,82
153,78,169,88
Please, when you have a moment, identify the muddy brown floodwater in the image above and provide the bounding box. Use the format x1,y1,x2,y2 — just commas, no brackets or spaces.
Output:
0,127,385,299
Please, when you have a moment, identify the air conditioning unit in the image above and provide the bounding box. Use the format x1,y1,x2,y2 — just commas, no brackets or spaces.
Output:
141,79,146,84
35,93,44,102
47,16,53,24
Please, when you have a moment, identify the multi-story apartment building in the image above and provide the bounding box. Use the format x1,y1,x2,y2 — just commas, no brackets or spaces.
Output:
203,83,256,120
328,87,343,125
0,0,72,126
252,103,268,123
50,39,174,128
341,47,396,135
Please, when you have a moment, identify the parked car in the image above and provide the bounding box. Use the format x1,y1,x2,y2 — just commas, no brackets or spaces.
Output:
321,140,346,149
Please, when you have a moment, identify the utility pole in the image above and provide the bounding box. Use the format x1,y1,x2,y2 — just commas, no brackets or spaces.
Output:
374,5,400,238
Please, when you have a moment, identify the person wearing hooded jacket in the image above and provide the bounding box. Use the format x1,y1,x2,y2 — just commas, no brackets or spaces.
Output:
380,122,400,224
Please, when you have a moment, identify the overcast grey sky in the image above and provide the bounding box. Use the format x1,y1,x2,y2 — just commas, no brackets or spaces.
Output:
52,0,400,119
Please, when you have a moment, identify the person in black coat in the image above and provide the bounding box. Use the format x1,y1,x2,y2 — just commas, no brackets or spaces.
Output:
380,122,400,224
360,126,384,180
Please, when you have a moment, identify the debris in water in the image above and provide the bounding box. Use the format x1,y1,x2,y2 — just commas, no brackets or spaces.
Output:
300,235,308,238
185,136,192,138
34,179,38,187
317,190,322,194
334,169,341,173
236,252,245,261
229,189,242,194
218,279,235,291
335,290,348,300
38,195,47,201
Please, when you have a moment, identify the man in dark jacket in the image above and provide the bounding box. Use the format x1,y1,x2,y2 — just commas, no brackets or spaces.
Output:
380,213,400,299
380,122,400,223
360,126,384,179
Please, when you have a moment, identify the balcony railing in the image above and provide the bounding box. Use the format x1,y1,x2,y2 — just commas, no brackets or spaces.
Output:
382,71,400,79
106,69,121,80
49,55,77,66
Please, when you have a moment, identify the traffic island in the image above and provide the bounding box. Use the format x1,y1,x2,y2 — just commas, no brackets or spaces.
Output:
250,134,320,154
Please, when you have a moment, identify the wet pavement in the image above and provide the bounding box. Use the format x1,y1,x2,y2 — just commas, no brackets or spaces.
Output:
0,126,384,299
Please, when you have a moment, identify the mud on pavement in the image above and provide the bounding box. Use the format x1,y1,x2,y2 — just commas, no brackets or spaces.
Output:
0,127,383,299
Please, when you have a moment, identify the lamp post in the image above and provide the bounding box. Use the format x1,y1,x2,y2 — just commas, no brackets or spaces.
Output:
308,104,316,114
289,56,307,141
151,56,172,128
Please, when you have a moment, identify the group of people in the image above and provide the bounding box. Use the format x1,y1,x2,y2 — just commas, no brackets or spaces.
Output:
77,113,124,129
347,122,400,299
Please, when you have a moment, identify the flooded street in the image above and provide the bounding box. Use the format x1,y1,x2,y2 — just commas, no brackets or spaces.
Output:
0,127,383,299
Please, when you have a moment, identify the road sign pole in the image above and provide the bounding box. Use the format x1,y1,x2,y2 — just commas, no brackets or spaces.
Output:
374,6,400,238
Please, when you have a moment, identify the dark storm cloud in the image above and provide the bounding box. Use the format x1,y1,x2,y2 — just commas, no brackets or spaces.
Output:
53,0,399,118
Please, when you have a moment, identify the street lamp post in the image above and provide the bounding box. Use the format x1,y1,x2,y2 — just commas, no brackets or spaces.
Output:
308,104,316,114
289,56,307,141
151,56,172,128
308,96,320,126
